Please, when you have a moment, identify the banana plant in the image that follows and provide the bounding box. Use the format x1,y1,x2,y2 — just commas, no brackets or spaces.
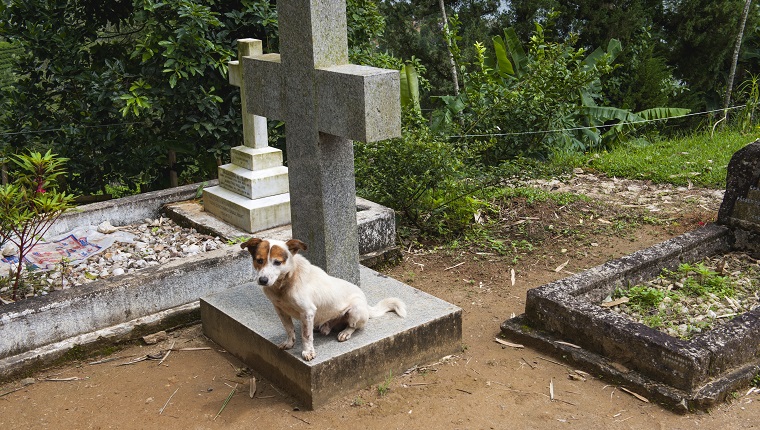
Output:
400,63,421,114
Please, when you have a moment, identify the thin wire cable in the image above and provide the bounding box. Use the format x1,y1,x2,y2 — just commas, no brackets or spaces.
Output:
0,104,748,139
447,104,747,139
0,121,148,137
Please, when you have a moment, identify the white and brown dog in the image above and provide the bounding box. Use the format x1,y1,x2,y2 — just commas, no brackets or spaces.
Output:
240,238,407,361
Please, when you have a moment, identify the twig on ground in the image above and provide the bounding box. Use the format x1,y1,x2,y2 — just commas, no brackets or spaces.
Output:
214,384,237,421
555,341,581,349
116,355,149,366
158,341,176,366
494,337,524,348
444,262,465,271
174,347,211,351
291,414,311,425
159,387,179,415
549,379,554,401
89,356,130,365
43,377,88,382
536,356,566,367
619,387,649,403
456,388,472,394
521,357,536,369
0,387,24,397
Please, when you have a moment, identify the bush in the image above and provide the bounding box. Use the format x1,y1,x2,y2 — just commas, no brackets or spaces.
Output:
355,110,491,236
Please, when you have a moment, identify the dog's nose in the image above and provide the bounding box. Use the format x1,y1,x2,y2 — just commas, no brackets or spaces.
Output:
258,276,269,286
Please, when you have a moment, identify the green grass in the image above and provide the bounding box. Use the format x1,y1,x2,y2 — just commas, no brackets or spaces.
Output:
552,129,757,189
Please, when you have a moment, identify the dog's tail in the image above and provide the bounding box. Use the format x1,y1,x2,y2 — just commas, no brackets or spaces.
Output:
368,298,407,319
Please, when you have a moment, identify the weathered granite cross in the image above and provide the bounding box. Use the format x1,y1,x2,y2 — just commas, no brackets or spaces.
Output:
242,0,401,284
228,39,268,149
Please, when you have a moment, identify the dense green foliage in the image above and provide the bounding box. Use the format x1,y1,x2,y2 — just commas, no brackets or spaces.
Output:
0,40,21,90
0,0,279,194
1,0,758,239
384,0,760,114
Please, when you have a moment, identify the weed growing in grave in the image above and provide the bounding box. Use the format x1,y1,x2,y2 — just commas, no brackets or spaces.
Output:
376,371,393,397
609,253,758,339
675,263,735,299
752,373,760,388
622,285,671,312
226,236,248,245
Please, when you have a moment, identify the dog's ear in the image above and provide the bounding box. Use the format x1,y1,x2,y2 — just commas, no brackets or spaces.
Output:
285,239,307,254
240,237,263,253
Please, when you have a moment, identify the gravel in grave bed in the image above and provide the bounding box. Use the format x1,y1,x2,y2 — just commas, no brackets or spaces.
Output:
602,252,760,340
0,217,227,302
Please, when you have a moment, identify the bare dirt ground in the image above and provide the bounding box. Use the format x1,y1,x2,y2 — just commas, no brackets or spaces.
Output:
1,173,758,430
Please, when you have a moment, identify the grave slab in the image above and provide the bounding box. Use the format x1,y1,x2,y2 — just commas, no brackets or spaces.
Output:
201,266,462,409
501,140,760,410
164,196,399,265
500,224,760,410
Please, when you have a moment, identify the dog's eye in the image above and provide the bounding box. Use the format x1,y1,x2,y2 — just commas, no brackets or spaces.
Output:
256,258,264,264
273,260,282,266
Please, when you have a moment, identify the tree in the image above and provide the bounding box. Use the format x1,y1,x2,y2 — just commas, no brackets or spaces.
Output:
664,0,760,109
724,0,754,119
378,0,506,103
0,0,277,195
0,150,75,301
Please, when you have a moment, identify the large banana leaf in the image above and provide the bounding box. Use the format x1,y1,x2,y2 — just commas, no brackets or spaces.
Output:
492,35,514,77
636,107,690,120
581,105,644,123
503,27,527,77
582,38,622,70
400,63,421,113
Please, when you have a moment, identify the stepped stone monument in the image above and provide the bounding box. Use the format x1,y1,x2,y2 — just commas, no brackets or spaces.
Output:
203,39,292,233
201,0,462,409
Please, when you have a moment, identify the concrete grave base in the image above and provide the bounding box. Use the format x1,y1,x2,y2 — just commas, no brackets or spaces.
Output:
201,266,462,409
164,196,401,267
500,224,760,411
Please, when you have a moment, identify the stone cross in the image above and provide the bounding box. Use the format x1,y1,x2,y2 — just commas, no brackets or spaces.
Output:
202,39,291,234
228,39,268,149
242,0,401,284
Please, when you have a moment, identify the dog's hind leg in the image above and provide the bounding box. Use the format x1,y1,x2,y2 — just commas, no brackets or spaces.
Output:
319,312,349,336
337,306,369,342
274,308,296,350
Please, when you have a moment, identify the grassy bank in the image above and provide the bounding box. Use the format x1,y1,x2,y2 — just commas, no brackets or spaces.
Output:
553,129,757,189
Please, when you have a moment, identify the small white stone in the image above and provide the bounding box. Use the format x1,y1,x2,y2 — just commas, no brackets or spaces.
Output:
1,243,18,257
97,220,118,234
112,268,125,276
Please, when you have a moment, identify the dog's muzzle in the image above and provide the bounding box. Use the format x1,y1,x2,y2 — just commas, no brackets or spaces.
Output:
258,276,269,286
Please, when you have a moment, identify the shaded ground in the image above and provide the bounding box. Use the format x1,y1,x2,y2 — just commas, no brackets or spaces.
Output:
1,174,758,429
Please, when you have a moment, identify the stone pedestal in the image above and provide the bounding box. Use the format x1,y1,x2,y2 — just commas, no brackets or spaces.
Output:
201,266,462,409
203,146,291,233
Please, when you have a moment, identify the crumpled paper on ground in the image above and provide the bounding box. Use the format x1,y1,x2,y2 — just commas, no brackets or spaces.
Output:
0,225,135,276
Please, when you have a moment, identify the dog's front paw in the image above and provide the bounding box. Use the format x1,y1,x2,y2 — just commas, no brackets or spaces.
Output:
278,339,295,350
302,349,316,361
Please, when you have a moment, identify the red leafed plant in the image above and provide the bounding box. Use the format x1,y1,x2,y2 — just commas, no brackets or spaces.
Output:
0,150,75,301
